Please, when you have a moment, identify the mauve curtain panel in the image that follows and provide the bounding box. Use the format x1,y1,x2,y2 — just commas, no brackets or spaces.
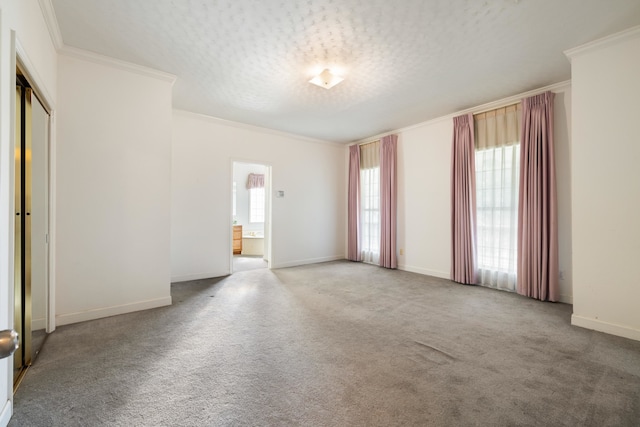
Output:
379,135,398,269
517,91,559,301
451,113,478,284
348,145,361,261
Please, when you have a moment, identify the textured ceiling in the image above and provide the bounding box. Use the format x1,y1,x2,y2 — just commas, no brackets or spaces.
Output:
51,0,640,143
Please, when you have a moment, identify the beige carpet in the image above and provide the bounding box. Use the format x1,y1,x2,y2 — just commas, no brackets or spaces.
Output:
233,255,267,272
10,261,640,426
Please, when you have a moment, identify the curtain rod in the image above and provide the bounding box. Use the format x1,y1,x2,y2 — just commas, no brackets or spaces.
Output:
472,101,521,117
351,81,569,146
358,140,380,147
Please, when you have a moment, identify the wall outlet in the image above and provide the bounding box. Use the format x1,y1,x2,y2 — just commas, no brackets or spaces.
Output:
399,248,404,256
559,270,565,280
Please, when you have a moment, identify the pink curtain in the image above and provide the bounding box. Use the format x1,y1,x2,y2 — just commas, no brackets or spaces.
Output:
347,145,361,261
246,173,264,189
451,113,478,284
517,91,559,301
379,135,397,269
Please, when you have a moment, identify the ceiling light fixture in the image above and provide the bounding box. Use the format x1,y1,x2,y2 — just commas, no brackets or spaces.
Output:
309,68,344,89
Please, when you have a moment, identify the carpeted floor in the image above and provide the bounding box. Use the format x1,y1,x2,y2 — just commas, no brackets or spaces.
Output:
233,255,267,272
9,261,640,426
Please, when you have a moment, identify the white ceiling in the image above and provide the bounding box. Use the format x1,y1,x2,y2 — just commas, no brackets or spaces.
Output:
50,0,640,143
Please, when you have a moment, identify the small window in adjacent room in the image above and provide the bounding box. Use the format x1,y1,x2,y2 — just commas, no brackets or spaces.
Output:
249,187,265,223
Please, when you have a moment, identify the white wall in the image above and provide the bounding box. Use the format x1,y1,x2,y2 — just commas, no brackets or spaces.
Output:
568,27,640,341
55,53,174,325
233,162,266,234
171,111,345,282
0,1,58,422
388,83,573,303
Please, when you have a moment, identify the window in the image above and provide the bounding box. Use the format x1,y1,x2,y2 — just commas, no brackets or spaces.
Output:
474,104,521,291
249,187,265,223
360,141,380,264
476,146,519,275
361,166,380,263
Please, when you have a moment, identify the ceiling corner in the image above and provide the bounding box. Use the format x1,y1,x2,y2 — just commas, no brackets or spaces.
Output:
37,0,64,50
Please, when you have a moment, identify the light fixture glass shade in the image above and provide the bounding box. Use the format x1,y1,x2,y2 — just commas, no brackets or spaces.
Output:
309,68,344,89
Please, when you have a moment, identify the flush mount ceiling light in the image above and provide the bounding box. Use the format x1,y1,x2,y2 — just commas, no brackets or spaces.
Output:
309,68,344,89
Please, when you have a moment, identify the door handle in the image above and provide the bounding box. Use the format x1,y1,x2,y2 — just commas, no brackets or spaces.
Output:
0,330,19,359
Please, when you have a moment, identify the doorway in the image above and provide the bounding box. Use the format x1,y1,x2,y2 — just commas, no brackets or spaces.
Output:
13,68,51,391
231,161,271,273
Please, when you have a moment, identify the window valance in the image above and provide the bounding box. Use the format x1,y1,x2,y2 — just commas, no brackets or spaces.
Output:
246,173,264,189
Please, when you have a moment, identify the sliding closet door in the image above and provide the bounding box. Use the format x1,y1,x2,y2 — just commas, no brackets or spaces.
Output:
13,85,32,385
13,72,50,390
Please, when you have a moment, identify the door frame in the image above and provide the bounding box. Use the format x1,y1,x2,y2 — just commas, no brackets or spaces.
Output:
229,159,273,273
15,40,56,334
1,22,56,422
12,39,56,333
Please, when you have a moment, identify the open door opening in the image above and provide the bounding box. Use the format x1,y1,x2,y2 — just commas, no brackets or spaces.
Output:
231,161,272,273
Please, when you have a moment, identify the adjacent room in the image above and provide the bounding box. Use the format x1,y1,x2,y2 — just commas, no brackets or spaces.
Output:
0,0,639,426
232,161,270,272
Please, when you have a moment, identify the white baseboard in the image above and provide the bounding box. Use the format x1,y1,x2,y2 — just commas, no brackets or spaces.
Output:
272,255,345,269
571,314,640,342
397,264,449,280
56,296,172,326
171,271,229,283
559,294,573,304
32,317,46,331
0,399,11,427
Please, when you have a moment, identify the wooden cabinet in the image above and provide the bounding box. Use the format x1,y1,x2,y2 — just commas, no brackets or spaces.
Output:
233,225,242,254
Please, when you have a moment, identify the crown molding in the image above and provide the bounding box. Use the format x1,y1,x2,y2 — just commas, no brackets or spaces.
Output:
565,25,640,62
38,0,64,50
353,80,571,145
173,109,342,146
38,0,177,84
59,45,177,85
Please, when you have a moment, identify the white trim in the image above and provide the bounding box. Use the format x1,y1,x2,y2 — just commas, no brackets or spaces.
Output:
37,0,64,50
272,255,345,269
55,296,172,326
0,399,12,427
171,272,229,283
559,294,573,305
59,45,177,85
32,317,46,331
47,110,57,332
397,264,449,280
565,25,640,61
571,314,640,342
353,81,572,145
0,30,19,413
15,40,55,112
173,109,342,146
